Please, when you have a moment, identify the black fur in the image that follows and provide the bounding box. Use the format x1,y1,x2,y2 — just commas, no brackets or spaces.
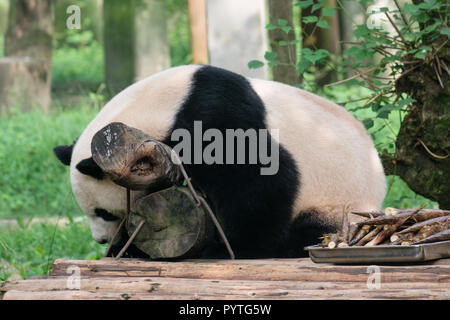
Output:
54,144,74,166
94,208,120,221
284,211,338,257
76,157,104,180
163,65,300,258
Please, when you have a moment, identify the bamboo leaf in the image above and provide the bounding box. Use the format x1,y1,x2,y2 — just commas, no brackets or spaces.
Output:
248,60,264,69
302,16,318,23
322,7,336,17
294,0,313,9
317,20,330,29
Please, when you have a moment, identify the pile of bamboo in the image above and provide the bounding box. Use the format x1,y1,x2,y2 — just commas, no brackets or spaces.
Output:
320,206,450,248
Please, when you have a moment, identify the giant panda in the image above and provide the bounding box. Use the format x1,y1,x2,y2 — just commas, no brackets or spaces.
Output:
54,64,386,258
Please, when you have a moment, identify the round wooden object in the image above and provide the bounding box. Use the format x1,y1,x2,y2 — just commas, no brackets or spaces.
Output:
127,186,213,259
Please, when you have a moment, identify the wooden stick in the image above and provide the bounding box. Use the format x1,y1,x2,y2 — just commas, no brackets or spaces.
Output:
398,216,450,235
347,224,359,244
413,229,450,244
367,209,421,246
349,225,371,246
356,226,383,246
104,218,126,258
350,211,385,219
115,220,145,260
341,209,349,242
412,220,450,243
357,205,431,226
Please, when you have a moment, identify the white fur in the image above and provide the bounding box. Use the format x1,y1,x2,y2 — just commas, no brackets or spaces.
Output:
249,79,386,224
70,65,386,243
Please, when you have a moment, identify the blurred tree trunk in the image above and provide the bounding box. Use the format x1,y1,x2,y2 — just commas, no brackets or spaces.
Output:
338,1,365,77
188,0,208,64
1,0,53,113
267,0,298,86
386,4,450,209
301,0,339,85
103,0,134,94
5,0,52,61
103,0,170,95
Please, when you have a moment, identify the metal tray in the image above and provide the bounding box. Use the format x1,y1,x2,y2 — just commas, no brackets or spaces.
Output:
305,240,450,264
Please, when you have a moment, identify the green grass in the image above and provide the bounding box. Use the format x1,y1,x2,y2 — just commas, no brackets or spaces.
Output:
0,217,106,281
0,106,98,219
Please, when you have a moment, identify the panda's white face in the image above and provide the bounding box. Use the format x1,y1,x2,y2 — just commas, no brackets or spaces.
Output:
71,167,124,244
70,166,146,244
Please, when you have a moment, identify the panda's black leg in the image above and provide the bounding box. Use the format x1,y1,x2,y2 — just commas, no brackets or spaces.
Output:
283,211,338,258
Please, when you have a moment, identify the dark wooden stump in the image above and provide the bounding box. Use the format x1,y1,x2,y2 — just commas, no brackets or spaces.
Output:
129,186,213,259
91,122,212,259
91,122,182,190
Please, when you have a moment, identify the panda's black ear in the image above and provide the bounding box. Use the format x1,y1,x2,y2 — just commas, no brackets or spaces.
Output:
53,144,74,166
76,157,104,180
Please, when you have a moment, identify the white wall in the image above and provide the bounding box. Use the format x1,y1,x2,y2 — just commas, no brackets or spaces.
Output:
206,0,268,79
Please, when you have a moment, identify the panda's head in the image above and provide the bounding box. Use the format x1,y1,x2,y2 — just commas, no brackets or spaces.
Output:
53,142,146,248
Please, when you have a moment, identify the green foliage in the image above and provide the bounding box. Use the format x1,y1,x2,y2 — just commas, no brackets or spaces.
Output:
51,0,104,90
0,34,4,58
248,60,265,69
0,0,8,35
284,0,449,122
383,176,436,209
166,0,192,66
0,106,97,219
248,0,446,208
52,30,104,89
0,218,106,280
334,0,449,120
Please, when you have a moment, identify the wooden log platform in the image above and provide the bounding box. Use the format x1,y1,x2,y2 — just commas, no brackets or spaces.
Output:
1,258,449,300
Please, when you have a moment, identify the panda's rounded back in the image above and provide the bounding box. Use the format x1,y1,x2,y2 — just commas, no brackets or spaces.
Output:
249,78,386,223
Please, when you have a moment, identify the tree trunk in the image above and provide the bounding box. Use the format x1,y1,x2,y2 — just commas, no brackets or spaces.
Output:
392,36,450,209
0,57,51,115
5,0,52,61
301,0,339,85
2,0,53,113
267,0,298,86
103,0,170,95
188,0,208,64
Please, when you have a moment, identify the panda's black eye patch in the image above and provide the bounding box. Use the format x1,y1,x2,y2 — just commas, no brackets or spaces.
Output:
94,208,120,221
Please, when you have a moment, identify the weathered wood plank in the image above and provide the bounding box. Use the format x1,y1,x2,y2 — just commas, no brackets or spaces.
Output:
49,258,450,283
3,290,193,300
3,277,449,300
4,277,448,292
4,289,447,300
3,288,448,300
4,258,449,300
